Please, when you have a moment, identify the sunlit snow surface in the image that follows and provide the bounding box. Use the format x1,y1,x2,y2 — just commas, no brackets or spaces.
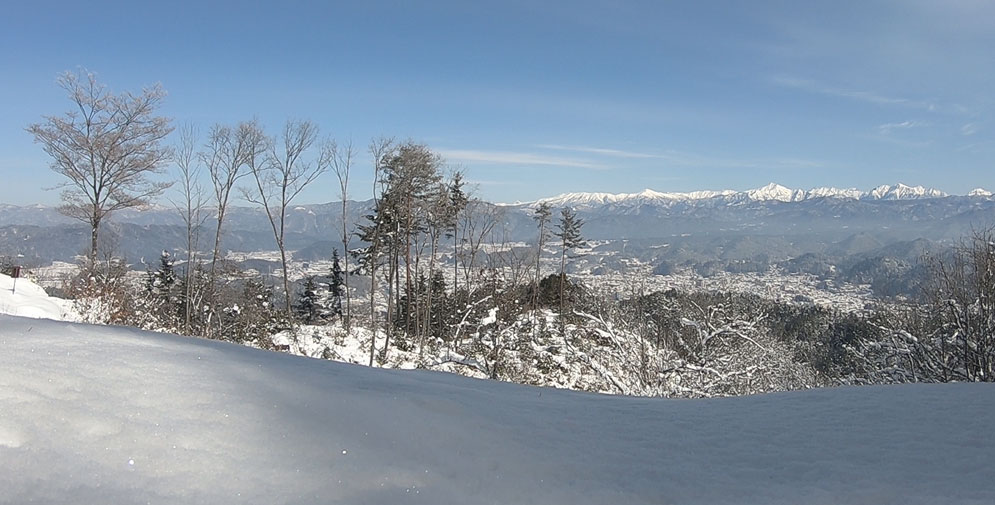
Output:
1,315,993,504
0,273,75,321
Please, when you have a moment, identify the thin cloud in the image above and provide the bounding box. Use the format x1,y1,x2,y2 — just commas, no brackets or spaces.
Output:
878,120,928,134
770,76,936,111
439,149,605,169
961,123,979,136
537,144,825,170
536,144,661,159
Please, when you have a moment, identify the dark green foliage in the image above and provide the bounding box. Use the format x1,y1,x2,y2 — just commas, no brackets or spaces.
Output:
222,279,287,344
534,273,580,308
329,249,345,317
554,207,585,251
295,275,323,325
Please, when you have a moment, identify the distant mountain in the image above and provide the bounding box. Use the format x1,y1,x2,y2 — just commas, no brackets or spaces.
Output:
1,183,993,265
528,182,963,208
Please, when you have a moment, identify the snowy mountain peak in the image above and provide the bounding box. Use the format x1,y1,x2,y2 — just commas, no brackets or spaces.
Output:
746,183,805,202
516,183,955,208
968,188,993,197
868,183,947,200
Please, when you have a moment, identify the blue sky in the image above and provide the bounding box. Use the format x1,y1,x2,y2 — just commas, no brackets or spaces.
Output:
1,0,993,205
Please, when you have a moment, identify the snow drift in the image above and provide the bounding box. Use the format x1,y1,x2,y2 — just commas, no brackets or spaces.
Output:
0,272,75,321
1,313,993,504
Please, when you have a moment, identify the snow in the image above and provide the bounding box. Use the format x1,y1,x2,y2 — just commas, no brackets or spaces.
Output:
0,273,76,321
1,314,994,504
868,183,947,200
529,182,952,208
746,182,805,202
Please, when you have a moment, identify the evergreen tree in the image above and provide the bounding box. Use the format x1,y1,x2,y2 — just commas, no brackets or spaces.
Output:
329,249,345,318
146,250,176,295
295,275,323,325
554,207,585,319
448,171,468,296
141,250,180,330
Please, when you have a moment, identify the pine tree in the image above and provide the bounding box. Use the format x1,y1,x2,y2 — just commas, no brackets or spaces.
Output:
554,207,585,320
448,171,468,297
146,250,176,295
329,249,345,318
141,250,180,330
295,275,323,325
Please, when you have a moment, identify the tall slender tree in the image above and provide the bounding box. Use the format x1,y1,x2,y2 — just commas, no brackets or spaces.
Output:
245,119,330,315
203,120,266,336
448,171,468,296
171,124,209,335
554,207,585,320
532,202,553,315
332,140,355,332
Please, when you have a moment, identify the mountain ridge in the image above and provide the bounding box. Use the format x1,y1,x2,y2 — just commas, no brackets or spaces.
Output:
524,182,974,208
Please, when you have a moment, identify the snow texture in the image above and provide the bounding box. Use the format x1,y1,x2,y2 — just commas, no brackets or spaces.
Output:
0,273,76,321
1,313,994,504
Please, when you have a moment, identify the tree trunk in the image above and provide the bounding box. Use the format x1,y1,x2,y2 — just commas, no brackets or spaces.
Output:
342,201,351,333
559,245,567,329
279,241,291,316
89,215,100,265
369,262,377,367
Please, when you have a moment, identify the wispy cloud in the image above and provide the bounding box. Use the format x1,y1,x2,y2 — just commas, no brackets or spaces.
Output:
770,75,936,111
961,123,979,136
537,144,825,170
878,120,928,134
535,144,661,159
439,149,604,169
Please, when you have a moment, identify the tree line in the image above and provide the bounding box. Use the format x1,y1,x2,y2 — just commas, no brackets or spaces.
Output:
22,69,995,393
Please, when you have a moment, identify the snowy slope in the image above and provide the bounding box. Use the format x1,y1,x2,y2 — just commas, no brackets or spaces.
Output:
1,315,993,504
0,272,76,321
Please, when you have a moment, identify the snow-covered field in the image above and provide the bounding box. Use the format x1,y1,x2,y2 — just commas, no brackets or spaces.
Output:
2,273,994,504
0,271,76,321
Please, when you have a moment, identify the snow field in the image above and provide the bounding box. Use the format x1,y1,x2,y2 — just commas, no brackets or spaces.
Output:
1,313,994,504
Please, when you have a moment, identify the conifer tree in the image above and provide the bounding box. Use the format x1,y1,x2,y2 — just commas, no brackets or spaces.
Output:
295,275,322,325
329,249,345,318
554,207,585,320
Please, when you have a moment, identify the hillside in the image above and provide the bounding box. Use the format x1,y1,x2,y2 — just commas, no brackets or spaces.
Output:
1,308,994,504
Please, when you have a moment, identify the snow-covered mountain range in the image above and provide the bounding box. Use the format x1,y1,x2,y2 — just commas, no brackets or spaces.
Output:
529,182,978,208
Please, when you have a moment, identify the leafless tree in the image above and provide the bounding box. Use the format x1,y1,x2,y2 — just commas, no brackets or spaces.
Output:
202,120,267,336
332,140,356,332
170,124,209,335
245,119,330,315
27,69,173,262
365,136,395,365
459,198,500,289
920,226,995,381
532,202,553,315
203,120,266,282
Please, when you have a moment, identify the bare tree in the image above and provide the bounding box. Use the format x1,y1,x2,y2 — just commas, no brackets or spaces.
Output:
332,140,356,332
171,125,209,335
27,69,173,262
920,226,995,381
532,202,553,315
459,198,500,289
245,119,330,315
364,136,395,366
203,120,267,336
